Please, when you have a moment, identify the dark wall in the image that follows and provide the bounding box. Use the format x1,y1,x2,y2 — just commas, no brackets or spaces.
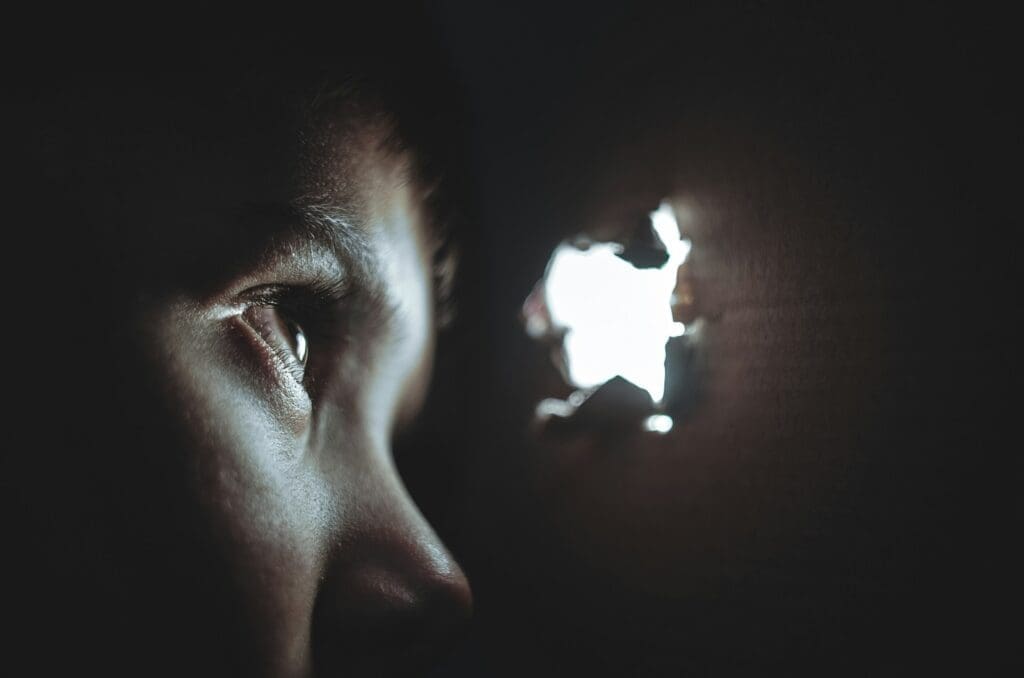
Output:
399,4,1010,674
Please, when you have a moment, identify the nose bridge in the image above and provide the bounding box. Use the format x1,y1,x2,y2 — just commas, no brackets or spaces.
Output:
313,447,472,672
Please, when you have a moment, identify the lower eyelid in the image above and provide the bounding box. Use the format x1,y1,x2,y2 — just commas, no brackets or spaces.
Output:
230,311,311,404
244,305,302,360
222,314,313,439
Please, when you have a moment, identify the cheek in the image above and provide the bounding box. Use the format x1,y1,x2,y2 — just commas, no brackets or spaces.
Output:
144,304,332,669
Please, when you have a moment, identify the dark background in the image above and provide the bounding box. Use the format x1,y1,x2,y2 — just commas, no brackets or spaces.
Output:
395,3,1011,675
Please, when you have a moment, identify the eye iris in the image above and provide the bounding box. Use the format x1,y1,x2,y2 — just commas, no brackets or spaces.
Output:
290,321,308,366
242,305,310,380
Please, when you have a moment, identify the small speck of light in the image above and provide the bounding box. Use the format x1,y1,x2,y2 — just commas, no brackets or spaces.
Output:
536,398,576,419
642,414,674,434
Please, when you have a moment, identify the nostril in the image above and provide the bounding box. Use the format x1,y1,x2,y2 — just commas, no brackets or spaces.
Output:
312,546,473,675
421,566,474,643
381,568,473,667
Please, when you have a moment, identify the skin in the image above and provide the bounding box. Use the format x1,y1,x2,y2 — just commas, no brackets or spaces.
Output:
14,79,471,676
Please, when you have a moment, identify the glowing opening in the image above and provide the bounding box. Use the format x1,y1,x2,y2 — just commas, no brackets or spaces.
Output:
541,202,691,404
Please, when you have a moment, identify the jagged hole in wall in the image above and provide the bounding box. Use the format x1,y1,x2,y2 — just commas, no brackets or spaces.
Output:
524,202,703,434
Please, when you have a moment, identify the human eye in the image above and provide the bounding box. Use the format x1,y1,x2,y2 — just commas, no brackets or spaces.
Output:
232,277,352,396
240,292,310,386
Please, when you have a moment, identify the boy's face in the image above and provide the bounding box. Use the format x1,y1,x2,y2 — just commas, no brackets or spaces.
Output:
71,89,471,676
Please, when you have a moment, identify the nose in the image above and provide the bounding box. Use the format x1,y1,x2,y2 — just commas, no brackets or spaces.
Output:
312,466,472,676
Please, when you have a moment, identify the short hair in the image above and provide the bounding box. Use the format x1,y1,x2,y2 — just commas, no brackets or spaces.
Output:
10,14,462,325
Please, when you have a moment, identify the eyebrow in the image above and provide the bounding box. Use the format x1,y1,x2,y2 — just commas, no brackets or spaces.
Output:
210,201,393,320
192,197,385,307
293,201,378,277
225,200,369,271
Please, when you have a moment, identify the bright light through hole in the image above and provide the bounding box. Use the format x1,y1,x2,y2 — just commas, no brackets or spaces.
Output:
542,202,691,404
